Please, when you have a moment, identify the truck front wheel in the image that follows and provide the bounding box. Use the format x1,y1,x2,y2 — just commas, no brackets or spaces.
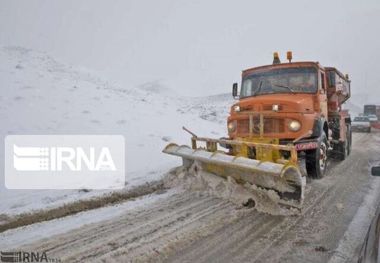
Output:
305,133,328,179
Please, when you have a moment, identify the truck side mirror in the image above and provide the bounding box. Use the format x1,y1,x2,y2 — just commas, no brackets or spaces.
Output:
232,83,238,98
371,166,380,176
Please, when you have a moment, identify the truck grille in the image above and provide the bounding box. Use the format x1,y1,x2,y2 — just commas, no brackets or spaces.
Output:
237,117,285,134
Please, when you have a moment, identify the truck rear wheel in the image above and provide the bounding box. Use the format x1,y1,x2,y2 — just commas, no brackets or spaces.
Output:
337,124,351,160
338,139,348,160
305,133,328,179
347,124,352,156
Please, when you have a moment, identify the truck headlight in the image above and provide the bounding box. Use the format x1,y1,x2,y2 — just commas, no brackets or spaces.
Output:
228,121,237,133
288,120,301,131
233,105,240,112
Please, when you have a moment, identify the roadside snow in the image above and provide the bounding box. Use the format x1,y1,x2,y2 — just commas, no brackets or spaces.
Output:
328,139,380,263
328,177,380,263
0,46,231,215
0,189,177,250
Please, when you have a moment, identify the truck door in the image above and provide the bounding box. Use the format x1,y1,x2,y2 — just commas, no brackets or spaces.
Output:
319,71,328,118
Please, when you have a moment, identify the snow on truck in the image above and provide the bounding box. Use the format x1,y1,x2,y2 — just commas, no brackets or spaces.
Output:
163,52,351,210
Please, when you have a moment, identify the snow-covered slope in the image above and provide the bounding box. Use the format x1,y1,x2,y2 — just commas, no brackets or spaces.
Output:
0,46,232,215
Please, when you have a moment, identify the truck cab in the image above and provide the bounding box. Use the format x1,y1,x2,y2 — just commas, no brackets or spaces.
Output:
228,52,351,178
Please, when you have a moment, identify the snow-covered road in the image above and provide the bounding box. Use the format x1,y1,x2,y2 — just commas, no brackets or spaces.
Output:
1,131,378,263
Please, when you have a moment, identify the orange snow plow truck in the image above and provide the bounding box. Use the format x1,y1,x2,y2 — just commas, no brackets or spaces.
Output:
163,52,351,209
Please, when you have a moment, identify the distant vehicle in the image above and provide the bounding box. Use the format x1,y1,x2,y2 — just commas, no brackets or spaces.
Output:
358,166,380,263
367,114,378,122
364,105,377,115
352,116,371,133
364,104,380,119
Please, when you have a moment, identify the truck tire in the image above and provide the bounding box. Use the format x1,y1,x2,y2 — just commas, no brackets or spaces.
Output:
347,124,352,156
337,138,349,160
305,133,328,179
367,127,371,133
338,123,351,160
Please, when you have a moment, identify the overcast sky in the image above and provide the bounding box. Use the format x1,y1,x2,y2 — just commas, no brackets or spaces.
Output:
0,0,379,102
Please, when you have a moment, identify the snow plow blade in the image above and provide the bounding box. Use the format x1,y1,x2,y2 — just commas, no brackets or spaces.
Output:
163,137,305,209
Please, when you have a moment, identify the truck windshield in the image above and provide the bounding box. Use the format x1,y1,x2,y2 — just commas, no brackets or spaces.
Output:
240,67,318,98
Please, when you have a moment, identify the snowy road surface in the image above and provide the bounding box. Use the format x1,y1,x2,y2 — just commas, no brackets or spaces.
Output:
1,131,379,263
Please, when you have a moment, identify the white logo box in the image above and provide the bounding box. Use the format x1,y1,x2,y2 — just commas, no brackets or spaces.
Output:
5,135,125,189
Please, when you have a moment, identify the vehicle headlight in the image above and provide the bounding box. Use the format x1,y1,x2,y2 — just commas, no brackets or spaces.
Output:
288,120,301,131
228,121,237,133
233,105,240,112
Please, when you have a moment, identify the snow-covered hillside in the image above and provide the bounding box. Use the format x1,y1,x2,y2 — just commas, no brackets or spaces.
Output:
0,46,233,215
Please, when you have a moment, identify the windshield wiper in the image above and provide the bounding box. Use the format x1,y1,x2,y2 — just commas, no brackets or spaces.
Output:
273,84,295,93
254,80,263,95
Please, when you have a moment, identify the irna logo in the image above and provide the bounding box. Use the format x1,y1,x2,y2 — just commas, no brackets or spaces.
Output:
0,251,61,262
13,145,116,171
5,135,125,190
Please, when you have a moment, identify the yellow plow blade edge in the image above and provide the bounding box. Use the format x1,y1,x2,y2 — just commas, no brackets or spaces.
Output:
163,143,305,209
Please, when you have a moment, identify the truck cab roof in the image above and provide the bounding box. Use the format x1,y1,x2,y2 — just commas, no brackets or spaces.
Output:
242,61,323,77
242,62,349,82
